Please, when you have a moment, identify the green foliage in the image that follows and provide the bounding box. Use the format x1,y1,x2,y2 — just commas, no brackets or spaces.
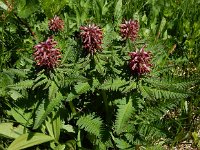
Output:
114,0,122,25
16,0,40,18
7,132,54,150
39,0,68,17
139,78,193,100
45,112,61,141
114,138,132,149
74,82,91,95
8,80,33,90
77,114,103,138
11,107,33,125
100,77,127,91
0,0,199,149
114,99,134,135
33,91,63,129
0,123,26,139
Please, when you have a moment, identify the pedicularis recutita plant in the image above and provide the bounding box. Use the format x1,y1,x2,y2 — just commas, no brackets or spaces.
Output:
1,1,198,149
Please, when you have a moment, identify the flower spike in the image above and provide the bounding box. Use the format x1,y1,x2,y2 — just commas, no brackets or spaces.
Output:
129,45,152,75
33,36,61,69
48,15,64,32
120,19,139,41
80,24,103,55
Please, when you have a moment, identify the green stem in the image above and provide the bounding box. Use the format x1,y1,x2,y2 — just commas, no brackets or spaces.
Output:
77,129,82,148
69,101,76,114
101,90,109,122
127,38,132,50
69,101,82,147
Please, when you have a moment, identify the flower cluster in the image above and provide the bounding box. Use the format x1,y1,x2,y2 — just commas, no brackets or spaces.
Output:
48,15,64,32
120,19,139,41
34,17,153,75
129,46,152,75
33,37,61,68
80,24,103,55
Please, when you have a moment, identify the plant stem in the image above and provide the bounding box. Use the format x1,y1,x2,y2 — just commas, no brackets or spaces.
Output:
77,129,82,148
128,38,132,50
69,101,76,114
68,101,82,147
101,90,109,122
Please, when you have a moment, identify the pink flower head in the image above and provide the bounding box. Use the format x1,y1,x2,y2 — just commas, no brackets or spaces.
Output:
34,37,61,69
48,15,64,31
129,45,152,75
120,19,139,41
80,24,103,55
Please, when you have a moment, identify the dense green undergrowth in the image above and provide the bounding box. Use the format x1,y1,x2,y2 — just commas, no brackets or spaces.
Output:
0,0,200,149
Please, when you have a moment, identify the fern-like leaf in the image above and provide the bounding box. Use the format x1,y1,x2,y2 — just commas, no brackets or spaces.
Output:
34,100,46,128
140,85,189,100
122,81,137,93
49,81,58,100
138,124,166,142
114,99,134,135
100,78,127,91
144,78,195,93
114,138,132,150
77,114,103,138
8,80,33,90
74,82,91,95
3,69,29,78
33,92,63,129
33,74,49,90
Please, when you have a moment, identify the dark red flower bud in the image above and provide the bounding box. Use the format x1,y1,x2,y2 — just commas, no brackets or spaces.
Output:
34,36,61,68
129,45,152,75
120,19,139,41
80,24,103,55
48,15,64,31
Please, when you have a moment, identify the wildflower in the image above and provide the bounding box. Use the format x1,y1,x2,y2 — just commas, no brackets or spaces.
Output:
33,36,61,68
48,15,64,31
120,19,139,41
129,45,152,75
80,24,103,55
